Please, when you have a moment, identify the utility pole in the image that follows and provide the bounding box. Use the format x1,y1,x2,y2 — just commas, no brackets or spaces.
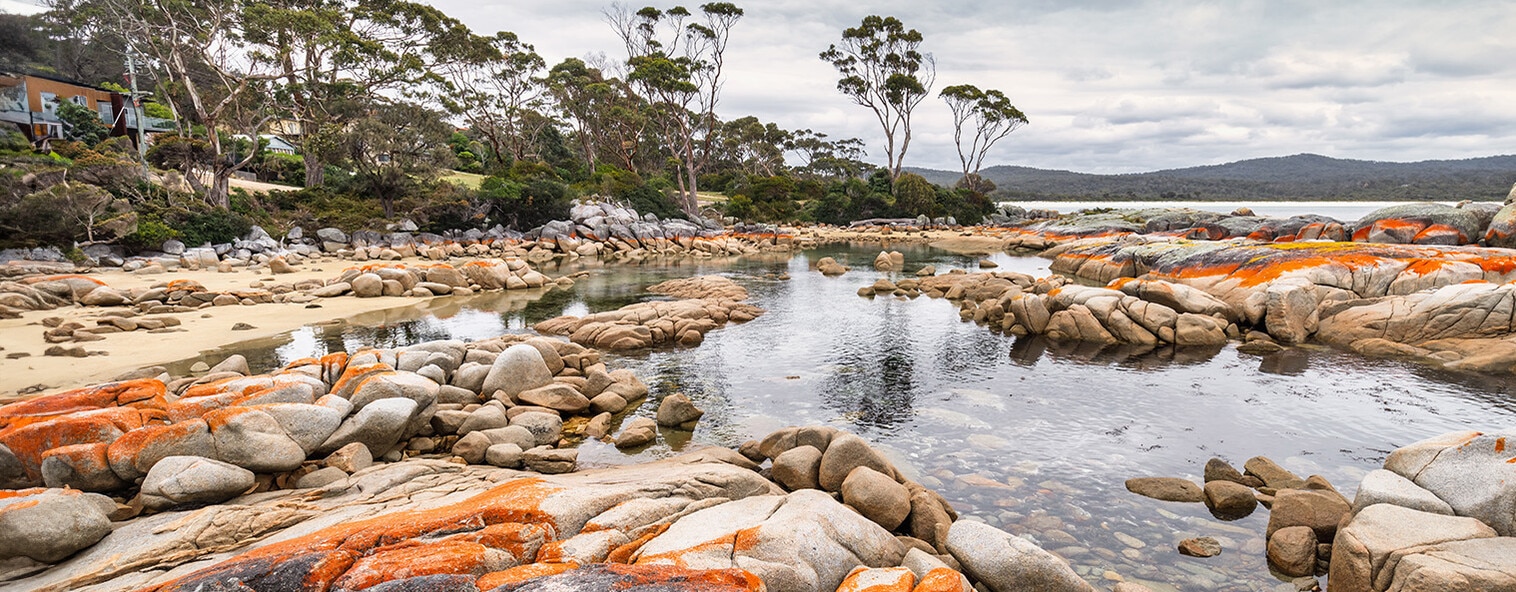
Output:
124,52,149,176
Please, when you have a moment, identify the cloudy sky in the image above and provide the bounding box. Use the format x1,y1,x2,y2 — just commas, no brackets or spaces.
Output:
417,0,1516,174
8,0,1514,173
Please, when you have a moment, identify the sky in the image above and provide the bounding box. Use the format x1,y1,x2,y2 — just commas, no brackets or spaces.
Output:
7,0,1515,174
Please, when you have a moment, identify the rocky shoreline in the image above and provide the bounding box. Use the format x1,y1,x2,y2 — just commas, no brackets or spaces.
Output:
0,326,1106,592
5,198,1516,590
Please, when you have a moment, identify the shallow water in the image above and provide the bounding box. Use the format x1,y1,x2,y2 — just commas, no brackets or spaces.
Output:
182,243,1516,591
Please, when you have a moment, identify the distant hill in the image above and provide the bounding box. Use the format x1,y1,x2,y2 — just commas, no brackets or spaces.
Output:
907,154,1516,202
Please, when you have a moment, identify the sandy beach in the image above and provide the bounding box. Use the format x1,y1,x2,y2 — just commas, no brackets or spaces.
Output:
0,257,504,401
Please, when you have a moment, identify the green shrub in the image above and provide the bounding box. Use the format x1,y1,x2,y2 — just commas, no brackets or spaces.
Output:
178,209,251,246
120,216,178,251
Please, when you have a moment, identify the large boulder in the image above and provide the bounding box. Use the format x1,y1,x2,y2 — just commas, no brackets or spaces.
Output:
204,408,308,473
840,466,911,531
1267,488,1351,541
40,443,126,491
517,384,590,414
655,393,704,429
1352,202,1485,245
482,344,555,402
771,445,823,491
106,419,214,482
1372,537,1516,591
1383,429,1516,535
1483,202,1516,248
317,397,419,456
1350,469,1455,516
1328,503,1498,592
0,488,114,562
944,520,1094,592
139,455,256,511
818,434,895,492
636,489,906,592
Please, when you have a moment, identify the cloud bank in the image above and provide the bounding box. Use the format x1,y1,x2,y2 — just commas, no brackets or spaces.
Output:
13,0,1513,173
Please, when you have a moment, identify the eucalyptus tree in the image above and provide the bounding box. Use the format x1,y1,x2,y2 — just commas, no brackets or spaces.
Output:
940,84,1027,193
341,101,455,217
59,0,280,207
718,116,786,177
544,57,654,173
785,129,872,181
242,0,480,187
433,31,552,172
606,2,744,216
819,15,934,181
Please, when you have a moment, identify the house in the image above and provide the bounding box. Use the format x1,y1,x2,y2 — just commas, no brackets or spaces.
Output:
231,134,300,155
0,71,172,146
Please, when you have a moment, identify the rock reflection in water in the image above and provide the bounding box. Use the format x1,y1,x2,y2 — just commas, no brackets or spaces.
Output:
158,242,1516,589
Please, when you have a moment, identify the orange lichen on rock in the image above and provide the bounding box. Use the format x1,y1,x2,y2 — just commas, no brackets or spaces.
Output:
477,564,763,592
162,393,237,423
140,478,563,592
911,568,972,592
0,414,127,481
331,363,395,398
0,379,165,431
332,539,510,590
105,418,212,480
477,562,580,589
837,567,915,592
604,523,670,564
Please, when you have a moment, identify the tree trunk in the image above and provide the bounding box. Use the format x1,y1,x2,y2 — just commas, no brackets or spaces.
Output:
208,172,231,209
683,164,699,218
304,152,324,187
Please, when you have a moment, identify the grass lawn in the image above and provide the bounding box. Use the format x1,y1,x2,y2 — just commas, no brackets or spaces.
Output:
442,170,485,189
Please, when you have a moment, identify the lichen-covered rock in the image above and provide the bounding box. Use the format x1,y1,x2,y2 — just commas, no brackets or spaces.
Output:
636,489,906,592
1351,202,1486,245
1381,429,1516,535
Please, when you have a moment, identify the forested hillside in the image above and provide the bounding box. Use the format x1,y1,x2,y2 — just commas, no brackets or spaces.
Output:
910,154,1516,201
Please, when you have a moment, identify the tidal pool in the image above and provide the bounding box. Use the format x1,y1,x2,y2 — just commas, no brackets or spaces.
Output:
178,243,1516,591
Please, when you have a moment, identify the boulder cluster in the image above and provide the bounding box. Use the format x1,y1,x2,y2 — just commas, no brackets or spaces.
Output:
0,198,797,281
1042,236,1516,370
1124,429,1516,591
990,201,1515,250
3,424,1102,592
534,275,763,349
2,256,561,322
0,333,669,564
864,267,1238,349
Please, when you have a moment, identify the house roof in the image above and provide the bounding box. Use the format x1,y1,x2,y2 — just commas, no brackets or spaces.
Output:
0,70,120,94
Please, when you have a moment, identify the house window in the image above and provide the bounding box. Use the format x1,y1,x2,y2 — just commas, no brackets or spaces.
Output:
39,92,57,114
71,95,88,106
98,102,113,122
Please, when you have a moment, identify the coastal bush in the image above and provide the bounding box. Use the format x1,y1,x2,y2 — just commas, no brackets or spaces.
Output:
121,216,178,251
177,209,253,246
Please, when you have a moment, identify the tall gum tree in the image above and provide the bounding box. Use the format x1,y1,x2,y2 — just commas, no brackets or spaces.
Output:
243,0,476,187
940,84,1027,193
59,0,280,208
434,31,551,172
606,2,743,217
820,15,934,182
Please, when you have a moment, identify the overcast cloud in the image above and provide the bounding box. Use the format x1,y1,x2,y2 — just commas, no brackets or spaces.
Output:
415,0,1516,174
10,0,1514,173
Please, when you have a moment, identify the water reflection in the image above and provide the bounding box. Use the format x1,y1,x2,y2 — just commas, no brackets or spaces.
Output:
165,242,1516,589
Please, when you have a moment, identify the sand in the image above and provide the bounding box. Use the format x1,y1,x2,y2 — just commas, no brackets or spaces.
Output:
0,258,462,402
